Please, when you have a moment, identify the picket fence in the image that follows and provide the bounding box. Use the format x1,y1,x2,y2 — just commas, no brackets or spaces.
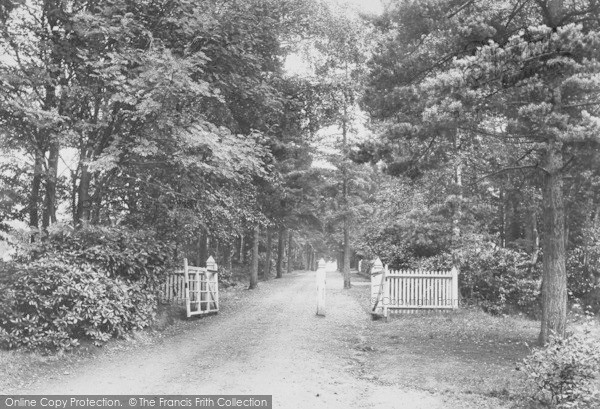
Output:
159,256,219,318
369,258,459,317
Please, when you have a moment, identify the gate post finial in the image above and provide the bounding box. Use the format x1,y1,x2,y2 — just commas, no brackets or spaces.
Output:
372,257,383,274
206,256,218,271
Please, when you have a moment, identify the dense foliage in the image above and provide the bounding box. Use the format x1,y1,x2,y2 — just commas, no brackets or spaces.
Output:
0,226,173,351
523,333,600,407
0,260,154,351
24,226,174,283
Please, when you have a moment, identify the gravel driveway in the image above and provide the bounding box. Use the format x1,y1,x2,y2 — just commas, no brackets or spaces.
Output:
11,267,446,409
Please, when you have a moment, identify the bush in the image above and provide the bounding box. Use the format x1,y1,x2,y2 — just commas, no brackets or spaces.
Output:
24,225,174,285
522,334,600,408
359,259,374,275
0,225,175,352
567,247,600,312
0,258,157,352
217,265,236,288
414,243,541,315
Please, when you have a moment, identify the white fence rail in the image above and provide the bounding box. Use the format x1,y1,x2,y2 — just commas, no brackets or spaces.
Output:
370,258,459,317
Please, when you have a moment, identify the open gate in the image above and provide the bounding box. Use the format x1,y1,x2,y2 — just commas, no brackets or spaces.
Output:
184,257,219,317
159,257,219,318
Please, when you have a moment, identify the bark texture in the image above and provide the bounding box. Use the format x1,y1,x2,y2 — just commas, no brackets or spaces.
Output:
287,230,293,274
276,227,286,279
539,145,567,345
263,229,272,279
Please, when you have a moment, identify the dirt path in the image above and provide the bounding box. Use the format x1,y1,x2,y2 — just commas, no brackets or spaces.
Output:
12,268,446,408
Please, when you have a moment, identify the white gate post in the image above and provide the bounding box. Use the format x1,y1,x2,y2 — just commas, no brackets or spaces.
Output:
371,258,385,318
183,258,191,318
206,256,219,312
358,259,362,274
451,266,459,310
383,264,389,318
316,258,326,316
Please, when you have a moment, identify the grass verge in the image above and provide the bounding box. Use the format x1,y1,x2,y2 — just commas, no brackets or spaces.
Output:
345,271,569,408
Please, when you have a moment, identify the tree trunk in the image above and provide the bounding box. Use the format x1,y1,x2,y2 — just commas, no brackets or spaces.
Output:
538,145,567,345
206,235,211,263
90,171,114,225
70,169,78,224
341,88,352,288
198,229,210,267
198,230,208,267
249,225,259,289
499,186,506,247
40,10,60,230
287,230,293,274
29,149,44,239
451,132,463,267
214,238,220,265
42,141,59,229
90,178,103,225
263,228,272,279
225,242,233,271
305,243,310,270
239,234,245,264
196,234,202,266
76,163,92,225
531,209,540,266
276,227,286,279
343,217,351,288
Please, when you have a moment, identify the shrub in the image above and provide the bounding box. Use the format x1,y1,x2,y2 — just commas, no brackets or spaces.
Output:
460,244,541,315
25,225,174,285
567,247,600,312
359,259,374,275
0,257,157,352
522,334,600,408
217,265,236,288
0,226,175,352
0,261,25,287
414,243,540,315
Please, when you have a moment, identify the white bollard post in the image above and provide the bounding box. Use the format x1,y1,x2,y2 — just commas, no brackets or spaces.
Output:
316,258,326,316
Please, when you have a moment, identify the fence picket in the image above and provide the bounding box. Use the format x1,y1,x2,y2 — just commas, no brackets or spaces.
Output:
373,262,459,315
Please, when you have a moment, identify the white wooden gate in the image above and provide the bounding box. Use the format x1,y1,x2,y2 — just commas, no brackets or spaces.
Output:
371,258,459,317
159,257,219,318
